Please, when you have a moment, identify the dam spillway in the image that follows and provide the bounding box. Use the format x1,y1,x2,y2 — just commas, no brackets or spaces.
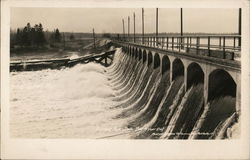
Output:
10,46,240,139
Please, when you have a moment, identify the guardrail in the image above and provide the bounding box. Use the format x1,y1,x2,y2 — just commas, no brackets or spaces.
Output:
114,35,241,60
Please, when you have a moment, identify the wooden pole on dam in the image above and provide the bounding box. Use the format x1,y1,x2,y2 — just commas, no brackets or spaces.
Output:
128,16,130,40
92,28,96,49
156,8,158,46
134,12,136,43
122,19,125,41
180,8,183,49
238,8,241,47
142,8,144,44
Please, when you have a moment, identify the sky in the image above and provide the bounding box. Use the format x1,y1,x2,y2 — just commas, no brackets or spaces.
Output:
11,8,239,34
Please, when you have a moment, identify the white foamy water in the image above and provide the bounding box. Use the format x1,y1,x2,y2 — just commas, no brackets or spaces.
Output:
10,62,131,139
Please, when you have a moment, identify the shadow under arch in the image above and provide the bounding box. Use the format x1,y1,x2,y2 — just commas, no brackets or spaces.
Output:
132,50,135,58
198,69,237,139
129,46,132,54
136,48,140,59
138,49,142,60
154,53,160,69
132,47,136,56
187,62,204,90
208,69,236,101
172,58,184,81
142,50,147,63
162,55,170,75
148,51,153,67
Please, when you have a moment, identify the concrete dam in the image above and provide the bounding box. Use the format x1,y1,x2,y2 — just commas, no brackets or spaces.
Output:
108,36,240,139
10,37,241,139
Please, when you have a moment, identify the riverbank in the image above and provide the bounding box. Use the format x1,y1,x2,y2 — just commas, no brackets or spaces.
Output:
10,39,112,62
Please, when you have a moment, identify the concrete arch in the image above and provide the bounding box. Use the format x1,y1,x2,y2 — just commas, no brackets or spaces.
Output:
172,58,184,81
129,46,132,54
207,67,238,84
138,49,142,60
136,48,140,58
133,48,138,58
198,69,237,138
187,62,204,90
154,53,161,69
132,47,136,56
129,47,133,56
208,69,236,101
148,51,153,67
132,49,135,58
135,50,139,60
162,55,170,75
143,50,147,63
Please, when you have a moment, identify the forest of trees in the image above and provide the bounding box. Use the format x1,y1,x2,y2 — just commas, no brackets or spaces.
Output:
15,23,46,47
10,23,117,53
10,23,64,49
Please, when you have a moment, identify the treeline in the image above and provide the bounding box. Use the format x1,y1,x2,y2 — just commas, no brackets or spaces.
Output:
10,23,68,48
15,23,46,47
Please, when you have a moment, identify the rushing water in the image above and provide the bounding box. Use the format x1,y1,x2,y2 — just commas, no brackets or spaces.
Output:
10,47,239,139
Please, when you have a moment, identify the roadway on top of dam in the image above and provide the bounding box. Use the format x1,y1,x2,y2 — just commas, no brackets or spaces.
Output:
114,40,241,73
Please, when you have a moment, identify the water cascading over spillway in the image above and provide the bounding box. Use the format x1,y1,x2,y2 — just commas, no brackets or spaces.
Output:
108,46,239,139
189,69,237,139
10,46,239,139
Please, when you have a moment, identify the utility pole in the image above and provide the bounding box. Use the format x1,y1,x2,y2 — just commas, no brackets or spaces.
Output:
122,19,125,41
134,12,136,43
128,16,130,40
63,32,65,50
142,8,144,44
180,8,183,48
92,28,96,49
156,8,159,46
238,8,242,47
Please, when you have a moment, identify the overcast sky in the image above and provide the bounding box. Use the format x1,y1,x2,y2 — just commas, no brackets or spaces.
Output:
11,8,239,34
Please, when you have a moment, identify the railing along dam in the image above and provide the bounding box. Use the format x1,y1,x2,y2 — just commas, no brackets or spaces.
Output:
111,34,241,139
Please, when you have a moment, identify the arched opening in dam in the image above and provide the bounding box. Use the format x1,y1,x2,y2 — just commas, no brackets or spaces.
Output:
208,69,236,105
161,55,171,83
132,48,135,56
172,58,184,81
198,69,237,139
148,51,153,67
142,50,147,63
132,48,137,58
138,49,142,61
162,55,170,74
187,62,204,90
137,50,140,60
153,53,160,69
173,62,205,139
131,50,134,58
161,55,171,87
135,49,138,59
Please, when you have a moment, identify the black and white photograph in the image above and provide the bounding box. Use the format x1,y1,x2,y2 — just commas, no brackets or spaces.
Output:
1,0,250,159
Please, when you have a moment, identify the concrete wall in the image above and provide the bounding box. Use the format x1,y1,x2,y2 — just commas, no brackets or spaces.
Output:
125,43,241,113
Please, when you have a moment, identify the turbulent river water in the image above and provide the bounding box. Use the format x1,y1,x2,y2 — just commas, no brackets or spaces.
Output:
10,48,239,139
